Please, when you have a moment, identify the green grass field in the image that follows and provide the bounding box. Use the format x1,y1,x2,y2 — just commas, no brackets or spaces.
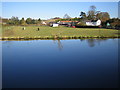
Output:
1,25,120,40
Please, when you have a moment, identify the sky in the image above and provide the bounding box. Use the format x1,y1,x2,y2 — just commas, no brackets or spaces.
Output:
2,2,118,20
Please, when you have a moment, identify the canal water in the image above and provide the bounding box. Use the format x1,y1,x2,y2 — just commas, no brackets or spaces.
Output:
2,39,119,88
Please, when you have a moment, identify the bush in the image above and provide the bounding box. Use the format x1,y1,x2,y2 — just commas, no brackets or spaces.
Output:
76,22,86,26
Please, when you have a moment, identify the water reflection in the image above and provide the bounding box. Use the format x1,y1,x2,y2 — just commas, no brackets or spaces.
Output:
2,39,119,88
53,40,63,50
86,39,108,47
2,39,118,49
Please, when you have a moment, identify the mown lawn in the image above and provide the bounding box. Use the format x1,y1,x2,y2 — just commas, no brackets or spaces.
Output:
1,25,119,39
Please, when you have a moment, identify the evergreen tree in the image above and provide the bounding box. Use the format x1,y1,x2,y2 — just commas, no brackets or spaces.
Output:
20,18,26,25
26,18,32,24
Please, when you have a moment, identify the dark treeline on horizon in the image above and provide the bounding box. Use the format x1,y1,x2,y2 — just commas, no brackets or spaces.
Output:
1,17,42,25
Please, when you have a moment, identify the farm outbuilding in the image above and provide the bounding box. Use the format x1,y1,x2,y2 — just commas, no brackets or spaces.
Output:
86,19,101,26
49,22,59,27
52,23,59,27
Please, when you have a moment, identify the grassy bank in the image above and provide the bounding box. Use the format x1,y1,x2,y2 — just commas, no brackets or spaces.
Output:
1,25,120,40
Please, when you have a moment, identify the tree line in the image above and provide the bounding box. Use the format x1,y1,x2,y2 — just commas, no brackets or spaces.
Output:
57,6,110,24
2,5,120,29
56,5,120,29
80,6,110,22
6,17,41,25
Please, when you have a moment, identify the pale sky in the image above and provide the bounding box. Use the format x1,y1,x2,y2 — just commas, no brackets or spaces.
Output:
2,2,119,19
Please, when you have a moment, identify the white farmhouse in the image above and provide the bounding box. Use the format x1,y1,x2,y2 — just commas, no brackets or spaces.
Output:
86,19,101,26
52,23,59,27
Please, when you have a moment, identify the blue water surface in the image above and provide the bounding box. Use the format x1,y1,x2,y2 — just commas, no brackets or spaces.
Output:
2,39,119,88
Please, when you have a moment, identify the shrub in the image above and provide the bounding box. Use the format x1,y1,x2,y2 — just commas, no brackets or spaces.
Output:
76,22,86,26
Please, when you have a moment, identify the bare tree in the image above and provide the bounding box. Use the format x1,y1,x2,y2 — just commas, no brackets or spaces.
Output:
63,14,71,19
87,5,97,20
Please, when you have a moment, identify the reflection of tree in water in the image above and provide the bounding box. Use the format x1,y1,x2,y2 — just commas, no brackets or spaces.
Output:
3,40,32,48
53,40,63,50
2,41,13,48
87,39,108,47
80,38,85,42
87,39,95,47
58,40,63,50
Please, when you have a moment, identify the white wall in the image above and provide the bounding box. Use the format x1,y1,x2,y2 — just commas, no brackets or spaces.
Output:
53,24,59,27
86,22,94,26
86,20,101,26
96,20,101,26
